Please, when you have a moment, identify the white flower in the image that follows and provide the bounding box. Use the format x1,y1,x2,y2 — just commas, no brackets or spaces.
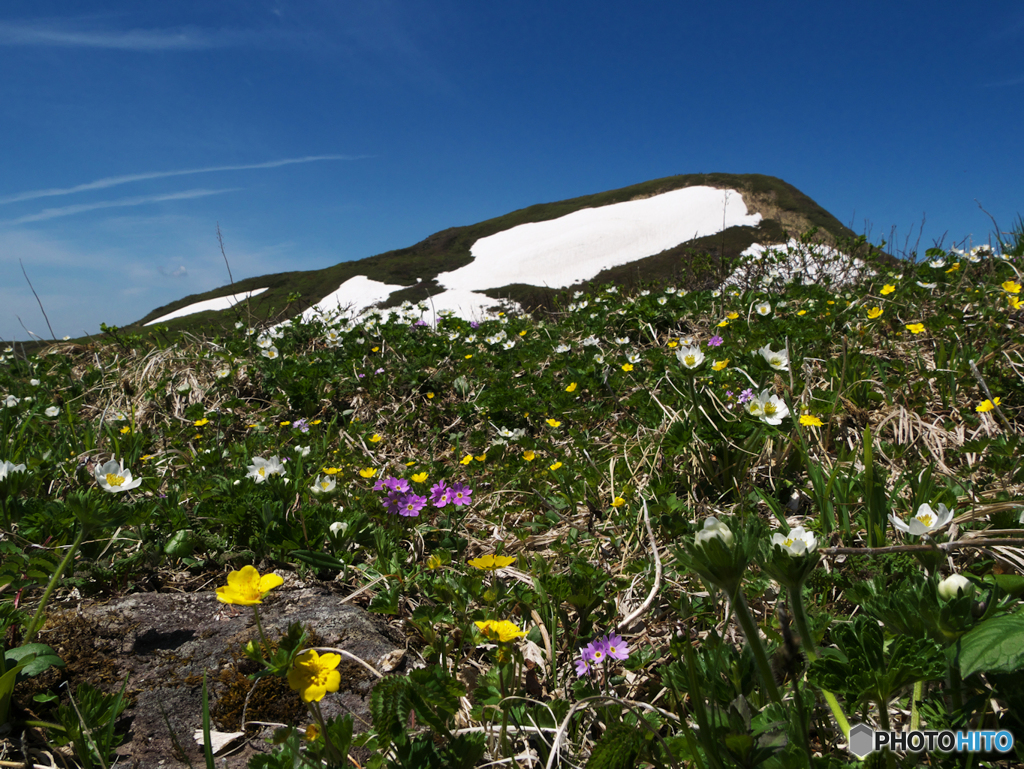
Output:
0,460,27,481
889,502,953,536
916,281,938,289
771,526,817,555
613,336,630,345
938,573,974,601
94,458,142,493
665,287,677,295
30,379,40,386
497,426,515,438
758,345,789,371
311,475,336,494
4,395,19,408
755,390,790,425
247,456,286,483
657,297,667,305
695,517,734,549
295,445,311,457
215,366,231,380
712,289,722,298
929,257,946,269
627,352,641,364
676,345,705,369
261,346,280,360
582,335,600,347
554,343,571,354
501,339,516,350
594,353,605,364
256,335,274,349
756,302,772,316
45,406,60,417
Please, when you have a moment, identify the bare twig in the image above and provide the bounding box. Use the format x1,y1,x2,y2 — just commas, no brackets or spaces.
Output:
19,259,57,340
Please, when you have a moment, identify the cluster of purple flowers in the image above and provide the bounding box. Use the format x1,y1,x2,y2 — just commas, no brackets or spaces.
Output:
574,632,630,676
372,476,473,518
707,335,724,347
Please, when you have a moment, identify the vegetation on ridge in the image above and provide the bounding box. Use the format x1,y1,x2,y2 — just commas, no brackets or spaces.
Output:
1,228,1024,767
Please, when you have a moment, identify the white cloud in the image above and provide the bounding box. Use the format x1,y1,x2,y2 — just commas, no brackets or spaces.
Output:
1,189,239,225
0,156,362,206
0,22,265,51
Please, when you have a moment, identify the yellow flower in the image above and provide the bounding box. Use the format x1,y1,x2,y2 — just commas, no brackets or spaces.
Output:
474,454,487,462
465,354,473,359
120,426,131,434
279,421,291,426
426,553,443,570
304,724,320,742
621,363,633,372
945,262,960,273
311,419,322,425
518,329,527,337
194,418,210,427
866,307,883,319
726,311,739,320
717,320,730,327
712,359,729,371
216,566,283,606
797,310,807,316
1002,280,1021,294
359,467,377,478
667,340,678,348
369,433,382,443
287,650,341,703
905,323,926,334
565,382,577,392
549,461,563,471
611,496,626,508
427,392,435,399
800,414,824,427
411,472,428,483
522,450,535,461
976,398,1001,413
468,554,516,571
474,620,526,642
323,466,341,475
460,454,473,465
546,418,561,427
371,346,379,352
1009,295,1023,310
881,284,896,295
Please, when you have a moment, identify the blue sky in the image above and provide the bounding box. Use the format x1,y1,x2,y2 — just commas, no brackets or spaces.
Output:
2,1,1022,342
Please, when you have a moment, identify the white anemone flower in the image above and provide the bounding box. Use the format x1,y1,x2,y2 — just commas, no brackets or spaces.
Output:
45,406,60,417
771,526,817,555
261,346,280,360
582,335,600,347
756,390,790,425
613,336,630,345
928,257,946,269
502,339,516,350
247,456,286,483
695,517,734,549
938,573,974,601
4,395,19,408
758,345,789,371
676,345,705,369
755,302,772,316
554,344,571,353
916,281,938,289
0,460,27,481
311,475,336,494
295,445,311,457
256,335,274,349
94,458,142,493
889,502,953,536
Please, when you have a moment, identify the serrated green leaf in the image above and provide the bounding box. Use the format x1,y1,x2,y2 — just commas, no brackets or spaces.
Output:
957,611,1024,677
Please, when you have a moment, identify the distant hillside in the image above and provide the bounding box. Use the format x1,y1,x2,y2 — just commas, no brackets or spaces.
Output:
128,173,878,334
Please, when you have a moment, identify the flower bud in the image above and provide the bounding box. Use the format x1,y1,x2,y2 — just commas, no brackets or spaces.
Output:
695,517,734,549
938,573,974,601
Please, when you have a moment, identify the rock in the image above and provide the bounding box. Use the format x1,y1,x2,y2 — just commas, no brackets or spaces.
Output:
35,588,403,768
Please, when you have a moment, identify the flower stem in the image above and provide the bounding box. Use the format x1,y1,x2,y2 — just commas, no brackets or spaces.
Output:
730,589,783,705
24,524,87,644
252,605,271,659
789,585,850,741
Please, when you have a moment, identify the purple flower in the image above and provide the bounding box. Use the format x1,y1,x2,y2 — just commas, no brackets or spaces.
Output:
293,418,310,433
398,493,428,517
708,335,724,347
375,368,384,374
430,481,450,508
738,388,754,404
373,477,387,492
574,656,592,677
470,321,480,328
603,633,630,661
385,490,404,515
448,482,473,506
382,476,410,493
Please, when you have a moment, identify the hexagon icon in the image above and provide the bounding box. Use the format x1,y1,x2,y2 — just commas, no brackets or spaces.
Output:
848,723,875,759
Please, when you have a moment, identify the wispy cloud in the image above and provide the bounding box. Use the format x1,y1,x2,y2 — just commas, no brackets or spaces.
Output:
0,21,261,51
0,155,362,206
2,189,238,225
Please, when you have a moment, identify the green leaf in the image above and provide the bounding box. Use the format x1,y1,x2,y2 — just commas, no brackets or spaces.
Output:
290,549,346,572
5,643,64,679
957,611,1024,677
585,721,645,769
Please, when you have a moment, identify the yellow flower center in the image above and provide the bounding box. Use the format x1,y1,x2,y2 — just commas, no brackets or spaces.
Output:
685,355,697,366
106,473,125,487
764,403,777,416
320,481,330,490
917,512,935,527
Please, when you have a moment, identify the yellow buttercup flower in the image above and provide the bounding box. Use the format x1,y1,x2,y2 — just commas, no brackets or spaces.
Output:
359,467,377,478
726,311,739,320
1002,280,1021,294
797,310,807,316
1009,295,1023,310
194,418,210,427
474,454,487,462
369,433,382,443
905,323,926,334
866,307,883,319
411,472,428,483
287,650,342,703
426,553,443,570
712,359,729,371
565,382,577,392
522,450,535,461
799,414,824,427
976,398,1001,413
323,466,341,475
216,566,283,606
621,363,633,372
460,454,473,465
549,461,563,471
468,554,516,571
717,320,730,327
611,496,626,507
474,620,526,643
518,329,527,337
546,418,561,427
667,340,678,348
881,284,896,295
427,392,435,399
